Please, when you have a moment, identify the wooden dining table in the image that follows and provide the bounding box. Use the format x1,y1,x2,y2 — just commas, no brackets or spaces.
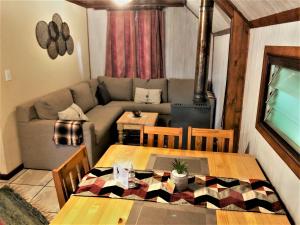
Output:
51,144,291,225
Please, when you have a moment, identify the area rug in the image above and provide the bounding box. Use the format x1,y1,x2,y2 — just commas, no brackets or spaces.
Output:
0,185,49,225
75,167,286,215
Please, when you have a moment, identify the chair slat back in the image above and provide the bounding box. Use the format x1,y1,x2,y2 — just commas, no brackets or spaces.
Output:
52,145,90,208
187,127,234,152
140,126,183,149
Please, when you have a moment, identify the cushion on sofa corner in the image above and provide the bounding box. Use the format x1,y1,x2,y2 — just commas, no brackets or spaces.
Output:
34,89,74,120
133,78,168,102
98,76,133,101
70,82,96,113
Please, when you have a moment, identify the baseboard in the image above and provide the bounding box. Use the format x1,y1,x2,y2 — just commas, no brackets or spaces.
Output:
0,164,24,180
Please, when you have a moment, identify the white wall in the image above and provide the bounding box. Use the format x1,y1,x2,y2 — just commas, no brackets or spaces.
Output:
239,21,300,224
0,1,90,174
87,9,107,78
211,34,230,128
165,7,198,78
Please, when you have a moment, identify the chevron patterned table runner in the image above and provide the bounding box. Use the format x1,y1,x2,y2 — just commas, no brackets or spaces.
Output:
75,167,286,215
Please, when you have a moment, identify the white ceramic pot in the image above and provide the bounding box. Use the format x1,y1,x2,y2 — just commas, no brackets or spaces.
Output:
171,170,188,192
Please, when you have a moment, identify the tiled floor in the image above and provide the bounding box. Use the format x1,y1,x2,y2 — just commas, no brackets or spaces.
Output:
0,169,59,222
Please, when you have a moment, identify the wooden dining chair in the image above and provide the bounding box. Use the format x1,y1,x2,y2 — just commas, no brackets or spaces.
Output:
52,145,90,208
140,126,183,149
187,127,234,152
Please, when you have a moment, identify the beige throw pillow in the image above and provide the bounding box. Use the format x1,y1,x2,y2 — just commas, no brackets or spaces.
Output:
134,87,162,104
58,103,89,121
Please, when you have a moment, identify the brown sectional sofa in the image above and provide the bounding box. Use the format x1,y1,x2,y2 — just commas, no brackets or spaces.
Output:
16,77,195,170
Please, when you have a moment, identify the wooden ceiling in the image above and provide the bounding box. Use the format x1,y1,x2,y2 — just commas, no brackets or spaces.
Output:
67,0,186,9
230,0,300,20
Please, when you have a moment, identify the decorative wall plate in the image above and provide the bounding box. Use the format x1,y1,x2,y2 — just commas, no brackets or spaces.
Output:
56,34,67,56
36,21,50,49
62,22,70,40
48,21,59,41
52,13,63,32
36,13,74,59
66,36,74,55
47,40,58,59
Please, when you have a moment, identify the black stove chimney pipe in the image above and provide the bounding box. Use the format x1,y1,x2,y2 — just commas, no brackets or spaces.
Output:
193,0,214,103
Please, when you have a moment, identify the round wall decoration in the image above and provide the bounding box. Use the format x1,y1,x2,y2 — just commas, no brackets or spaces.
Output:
66,36,74,55
47,41,58,59
56,34,67,56
52,13,63,32
36,21,50,49
35,13,74,60
48,21,59,41
62,22,70,40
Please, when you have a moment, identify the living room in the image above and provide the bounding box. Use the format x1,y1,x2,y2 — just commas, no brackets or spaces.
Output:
0,0,299,225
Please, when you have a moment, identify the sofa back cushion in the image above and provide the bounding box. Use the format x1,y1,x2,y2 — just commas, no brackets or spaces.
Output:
70,82,96,113
133,78,168,102
98,77,133,101
87,79,99,105
168,79,194,103
34,89,74,120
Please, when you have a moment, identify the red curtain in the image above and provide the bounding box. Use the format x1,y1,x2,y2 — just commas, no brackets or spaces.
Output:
105,10,165,79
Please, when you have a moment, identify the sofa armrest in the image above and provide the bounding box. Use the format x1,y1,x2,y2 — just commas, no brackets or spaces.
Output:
18,119,97,169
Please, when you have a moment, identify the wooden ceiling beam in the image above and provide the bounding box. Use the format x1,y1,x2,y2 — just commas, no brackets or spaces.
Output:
67,0,186,9
250,7,300,28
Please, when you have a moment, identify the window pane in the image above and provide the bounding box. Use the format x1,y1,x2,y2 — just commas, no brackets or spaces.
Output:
264,65,300,153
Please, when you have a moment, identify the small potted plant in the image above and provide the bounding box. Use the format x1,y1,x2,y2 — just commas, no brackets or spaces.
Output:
171,159,188,192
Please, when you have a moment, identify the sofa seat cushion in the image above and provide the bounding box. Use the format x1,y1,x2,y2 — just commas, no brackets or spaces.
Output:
106,101,171,115
86,105,123,143
70,82,96,113
34,89,74,120
98,77,133,101
133,78,168,103
168,79,194,103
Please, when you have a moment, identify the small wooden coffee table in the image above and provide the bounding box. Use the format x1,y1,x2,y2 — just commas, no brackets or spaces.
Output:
116,111,159,144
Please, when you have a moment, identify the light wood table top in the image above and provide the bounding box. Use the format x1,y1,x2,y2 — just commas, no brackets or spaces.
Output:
51,145,290,225
116,112,158,126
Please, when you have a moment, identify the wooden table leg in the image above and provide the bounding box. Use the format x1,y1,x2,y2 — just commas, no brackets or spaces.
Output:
117,124,124,144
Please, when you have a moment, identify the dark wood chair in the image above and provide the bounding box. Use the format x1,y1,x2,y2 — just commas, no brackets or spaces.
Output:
187,127,234,152
52,145,90,208
140,126,183,149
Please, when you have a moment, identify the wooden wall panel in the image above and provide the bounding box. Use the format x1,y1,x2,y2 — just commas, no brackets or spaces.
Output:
223,10,249,151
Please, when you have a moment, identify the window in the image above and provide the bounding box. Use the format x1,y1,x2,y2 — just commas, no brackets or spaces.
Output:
256,46,300,178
